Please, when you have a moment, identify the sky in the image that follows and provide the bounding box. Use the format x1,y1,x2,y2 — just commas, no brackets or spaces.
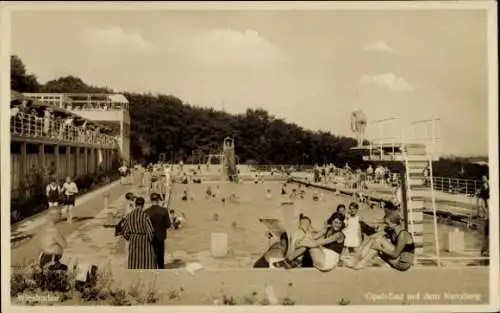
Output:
9,7,491,157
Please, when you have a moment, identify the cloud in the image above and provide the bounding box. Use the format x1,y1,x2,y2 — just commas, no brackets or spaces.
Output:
81,27,153,51
360,73,413,92
363,41,394,53
175,28,290,69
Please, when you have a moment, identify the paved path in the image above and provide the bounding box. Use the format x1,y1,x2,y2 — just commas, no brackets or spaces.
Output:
10,175,140,267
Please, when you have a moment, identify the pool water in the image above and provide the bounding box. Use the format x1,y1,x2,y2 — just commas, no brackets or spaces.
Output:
165,180,484,268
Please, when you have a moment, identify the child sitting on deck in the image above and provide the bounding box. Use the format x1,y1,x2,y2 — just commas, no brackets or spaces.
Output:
169,209,186,230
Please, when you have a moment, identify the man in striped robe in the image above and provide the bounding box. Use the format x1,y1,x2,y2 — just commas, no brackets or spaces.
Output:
122,197,157,269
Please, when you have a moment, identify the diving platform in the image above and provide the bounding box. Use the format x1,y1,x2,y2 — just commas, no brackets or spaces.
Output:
351,142,439,162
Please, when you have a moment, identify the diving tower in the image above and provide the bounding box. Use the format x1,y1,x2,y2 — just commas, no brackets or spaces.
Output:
352,116,442,263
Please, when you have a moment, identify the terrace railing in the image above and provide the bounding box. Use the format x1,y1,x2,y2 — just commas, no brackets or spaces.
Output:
432,176,482,197
11,113,118,148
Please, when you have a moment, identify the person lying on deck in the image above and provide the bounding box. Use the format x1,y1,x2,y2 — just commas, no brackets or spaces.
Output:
253,215,315,269
348,211,415,271
253,232,289,268
273,212,346,272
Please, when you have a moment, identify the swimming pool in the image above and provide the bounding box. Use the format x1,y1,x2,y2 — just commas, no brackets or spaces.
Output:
165,179,484,269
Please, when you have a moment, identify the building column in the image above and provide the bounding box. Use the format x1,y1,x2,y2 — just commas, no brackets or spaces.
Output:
67,145,71,178
39,143,45,168
20,143,27,199
90,148,95,174
75,146,80,177
84,147,88,175
39,144,45,184
104,149,108,172
108,149,112,171
55,145,60,181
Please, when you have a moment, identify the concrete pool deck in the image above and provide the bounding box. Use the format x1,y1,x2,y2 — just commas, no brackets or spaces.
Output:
36,175,484,274
104,266,489,305
10,171,491,306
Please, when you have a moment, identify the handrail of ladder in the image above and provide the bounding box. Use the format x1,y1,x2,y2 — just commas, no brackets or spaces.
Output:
403,154,416,237
428,157,442,266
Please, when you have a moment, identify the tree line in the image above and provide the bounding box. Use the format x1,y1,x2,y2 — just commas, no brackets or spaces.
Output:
10,55,489,180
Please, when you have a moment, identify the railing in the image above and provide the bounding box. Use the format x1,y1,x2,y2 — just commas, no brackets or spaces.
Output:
11,112,118,148
249,164,315,172
366,117,404,158
365,116,441,160
432,176,482,196
410,118,441,160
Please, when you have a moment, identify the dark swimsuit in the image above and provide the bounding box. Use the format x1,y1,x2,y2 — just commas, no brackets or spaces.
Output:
47,186,59,203
380,229,415,271
323,230,345,255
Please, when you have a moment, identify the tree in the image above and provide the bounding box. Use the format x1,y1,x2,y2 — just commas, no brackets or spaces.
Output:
40,76,113,94
10,55,40,93
10,55,489,178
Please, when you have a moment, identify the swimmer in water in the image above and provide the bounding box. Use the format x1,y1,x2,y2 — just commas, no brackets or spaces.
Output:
205,186,213,199
312,191,319,201
265,189,272,200
229,192,238,202
281,183,287,195
298,186,305,199
181,189,188,201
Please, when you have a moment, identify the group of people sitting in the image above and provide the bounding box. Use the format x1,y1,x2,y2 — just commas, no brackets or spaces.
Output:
254,201,415,272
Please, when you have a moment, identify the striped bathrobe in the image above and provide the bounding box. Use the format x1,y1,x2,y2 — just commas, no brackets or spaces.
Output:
123,208,157,269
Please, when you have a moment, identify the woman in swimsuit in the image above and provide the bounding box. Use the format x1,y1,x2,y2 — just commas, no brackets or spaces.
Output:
348,211,415,271
274,212,346,272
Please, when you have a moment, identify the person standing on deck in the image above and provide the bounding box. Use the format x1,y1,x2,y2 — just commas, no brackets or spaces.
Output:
351,109,367,147
159,174,169,205
122,197,157,269
119,163,128,185
476,175,489,219
46,178,62,218
61,176,78,224
144,193,171,269
366,165,374,183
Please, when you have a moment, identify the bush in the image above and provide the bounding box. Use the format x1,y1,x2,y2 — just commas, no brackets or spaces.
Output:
11,261,161,305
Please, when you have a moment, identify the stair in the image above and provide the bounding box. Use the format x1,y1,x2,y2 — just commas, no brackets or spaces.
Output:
404,145,434,256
